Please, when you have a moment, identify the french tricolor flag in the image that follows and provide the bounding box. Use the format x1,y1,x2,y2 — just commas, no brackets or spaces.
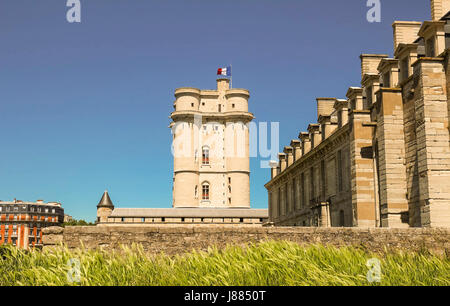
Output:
217,66,231,77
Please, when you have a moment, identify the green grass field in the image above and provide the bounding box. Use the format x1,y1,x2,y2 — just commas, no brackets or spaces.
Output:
0,241,448,286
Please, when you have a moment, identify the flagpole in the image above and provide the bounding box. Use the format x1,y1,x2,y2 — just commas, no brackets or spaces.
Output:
230,63,232,89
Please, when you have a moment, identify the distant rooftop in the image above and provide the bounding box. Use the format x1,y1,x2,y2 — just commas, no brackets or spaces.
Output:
0,199,62,207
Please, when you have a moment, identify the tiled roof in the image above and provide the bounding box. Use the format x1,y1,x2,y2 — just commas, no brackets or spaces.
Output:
110,208,268,218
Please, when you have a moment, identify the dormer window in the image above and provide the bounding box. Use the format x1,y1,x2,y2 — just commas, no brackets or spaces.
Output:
321,124,326,141
365,86,373,107
426,37,435,57
383,72,390,88
400,57,409,82
338,110,343,128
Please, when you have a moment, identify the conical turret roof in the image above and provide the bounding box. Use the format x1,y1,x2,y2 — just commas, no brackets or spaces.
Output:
97,190,114,208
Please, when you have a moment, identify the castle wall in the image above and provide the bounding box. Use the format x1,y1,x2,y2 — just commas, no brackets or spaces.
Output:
375,89,409,228
42,226,450,255
413,58,450,227
402,77,422,227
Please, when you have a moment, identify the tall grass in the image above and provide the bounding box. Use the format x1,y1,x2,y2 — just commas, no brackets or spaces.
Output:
0,241,448,286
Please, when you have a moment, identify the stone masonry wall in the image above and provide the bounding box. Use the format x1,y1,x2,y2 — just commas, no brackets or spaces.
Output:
376,89,409,228
350,111,377,228
402,77,421,227
414,58,450,227
42,226,450,255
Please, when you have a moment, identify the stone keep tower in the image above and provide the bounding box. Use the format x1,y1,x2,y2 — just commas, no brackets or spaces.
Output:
170,78,254,209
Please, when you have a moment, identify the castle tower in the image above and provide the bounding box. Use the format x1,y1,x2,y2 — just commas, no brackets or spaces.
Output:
170,78,254,209
96,190,114,223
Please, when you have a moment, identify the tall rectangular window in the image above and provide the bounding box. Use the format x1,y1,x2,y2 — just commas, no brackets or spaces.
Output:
426,37,435,57
292,178,298,211
338,150,343,192
310,167,315,202
338,111,343,128
202,184,210,200
321,160,326,199
277,187,281,217
284,183,288,216
321,124,326,141
301,173,305,208
202,147,210,165
365,86,373,108
383,72,391,88
339,210,345,227
269,192,273,218
401,57,409,82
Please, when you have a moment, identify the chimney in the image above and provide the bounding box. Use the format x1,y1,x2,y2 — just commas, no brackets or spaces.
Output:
316,98,336,120
360,54,389,79
290,139,302,161
392,21,422,51
283,146,294,167
308,124,321,149
346,87,364,111
378,58,400,88
278,153,287,172
334,99,350,127
269,161,279,179
318,115,337,140
431,0,450,21
217,78,230,92
299,132,311,155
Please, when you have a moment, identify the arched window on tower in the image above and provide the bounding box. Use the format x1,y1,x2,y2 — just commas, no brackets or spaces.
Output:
202,182,210,201
202,147,210,165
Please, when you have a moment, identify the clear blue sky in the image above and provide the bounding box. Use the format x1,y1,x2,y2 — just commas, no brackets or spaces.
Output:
0,0,429,221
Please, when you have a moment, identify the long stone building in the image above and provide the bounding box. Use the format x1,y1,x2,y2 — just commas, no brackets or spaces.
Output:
97,78,268,226
265,0,450,228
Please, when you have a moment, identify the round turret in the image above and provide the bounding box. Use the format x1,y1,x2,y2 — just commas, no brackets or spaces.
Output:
174,88,201,111
96,190,114,224
225,89,250,112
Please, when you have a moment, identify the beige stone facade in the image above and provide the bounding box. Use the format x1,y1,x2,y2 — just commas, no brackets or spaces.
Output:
265,0,450,228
